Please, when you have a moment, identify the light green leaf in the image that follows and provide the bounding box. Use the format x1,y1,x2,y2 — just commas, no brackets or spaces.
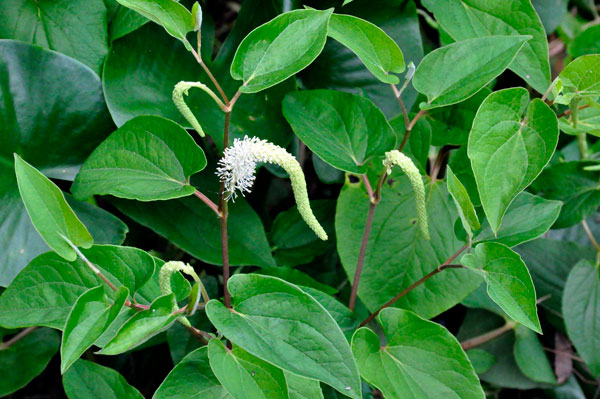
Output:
72,115,206,201
413,36,529,109
14,154,93,261
0,328,60,397
462,242,541,333
231,9,332,93
98,294,178,355
466,349,496,374
63,359,143,399
563,260,600,377
422,0,551,94
513,325,556,384
208,340,289,399
327,13,404,84
154,346,231,399
205,274,361,398
61,286,129,373
447,166,480,236
475,192,562,247
115,0,194,49
468,87,559,233
285,372,323,399
257,268,336,296
559,102,600,137
283,90,396,173
351,308,484,399
554,55,600,104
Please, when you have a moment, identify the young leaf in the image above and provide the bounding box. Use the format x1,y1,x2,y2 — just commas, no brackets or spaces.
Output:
14,154,93,261
282,90,396,173
154,346,231,399
559,103,600,137
461,242,541,333
563,260,600,377
554,55,600,104
115,0,194,50
0,328,60,397
208,340,289,399
98,294,178,355
468,87,559,234
447,166,480,236
61,286,129,373
205,274,361,399
513,325,556,384
327,13,404,84
351,308,485,399
412,35,530,109
63,359,143,399
231,9,332,93
422,0,551,94
72,115,206,202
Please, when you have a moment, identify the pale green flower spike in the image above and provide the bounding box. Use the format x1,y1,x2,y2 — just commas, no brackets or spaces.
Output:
383,150,430,240
172,81,227,137
216,136,328,241
159,261,206,326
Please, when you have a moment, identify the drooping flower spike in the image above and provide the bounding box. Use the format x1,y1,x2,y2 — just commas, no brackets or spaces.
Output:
216,136,328,241
383,150,430,240
172,81,228,138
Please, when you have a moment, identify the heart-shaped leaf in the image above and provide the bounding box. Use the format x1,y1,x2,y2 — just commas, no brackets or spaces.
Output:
468,87,559,234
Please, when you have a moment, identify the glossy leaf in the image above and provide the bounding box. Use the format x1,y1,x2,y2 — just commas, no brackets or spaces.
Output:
63,359,143,399
327,13,404,84
98,294,178,355
61,286,129,373
231,9,332,93
283,90,396,173
15,155,93,260
563,260,600,377
208,340,289,399
422,0,551,94
447,166,480,236
413,36,529,109
513,325,556,384
351,308,484,399
205,274,361,398
462,242,541,333
154,346,231,399
72,116,206,201
0,328,60,396
468,87,559,233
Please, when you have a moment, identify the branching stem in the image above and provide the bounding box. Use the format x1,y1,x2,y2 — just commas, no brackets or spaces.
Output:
460,321,516,351
0,326,37,350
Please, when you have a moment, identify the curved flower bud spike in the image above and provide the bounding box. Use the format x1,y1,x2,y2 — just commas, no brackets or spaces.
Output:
172,81,228,137
216,136,328,241
383,150,430,240
159,261,208,322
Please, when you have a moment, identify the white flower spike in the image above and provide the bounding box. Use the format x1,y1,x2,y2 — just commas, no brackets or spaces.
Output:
383,150,430,240
217,136,328,240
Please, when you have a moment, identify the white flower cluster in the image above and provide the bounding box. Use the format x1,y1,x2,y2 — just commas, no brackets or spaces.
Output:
217,136,328,240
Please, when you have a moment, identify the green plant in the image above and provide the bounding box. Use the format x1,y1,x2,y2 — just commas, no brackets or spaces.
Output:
1,0,600,398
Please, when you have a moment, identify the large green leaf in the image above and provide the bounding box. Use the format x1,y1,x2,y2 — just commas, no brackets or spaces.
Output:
205,274,361,398
0,328,60,397
327,13,404,84
468,87,559,234
61,286,129,373
63,359,143,399
98,294,177,355
563,260,600,377
513,325,556,384
422,0,551,94
208,340,289,399
231,9,332,93
300,287,360,342
72,116,206,201
555,55,600,104
15,155,94,260
154,346,232,399
0,245,155,329
282,90,396,173
351,308,484,399
0,0,109,74
286,373,323,399
0,40,113,286
569,25,600,58
461,242,541,332
412,36,529,109
116,0,194,49
336,174,480,318
475,192,562,248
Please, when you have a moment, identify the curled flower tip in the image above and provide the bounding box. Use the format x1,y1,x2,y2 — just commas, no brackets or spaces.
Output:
383,150,430,240
172,81,226,138
216,136,328,240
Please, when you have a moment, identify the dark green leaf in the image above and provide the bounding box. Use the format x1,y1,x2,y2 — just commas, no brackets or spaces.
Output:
466,349,497,374
513,325,556,384
300,286,360,341
532,0,568,34
258,268,336,296
63,359,143,399
569,25,600,57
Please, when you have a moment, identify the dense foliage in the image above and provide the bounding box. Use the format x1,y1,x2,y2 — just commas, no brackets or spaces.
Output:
1,0,600,398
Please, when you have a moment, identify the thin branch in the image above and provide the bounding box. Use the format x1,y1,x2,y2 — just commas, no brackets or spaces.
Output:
194,190,220,216
543,347,584,363
582,220,600,252
219,110,233,309
190,47,229,106
557,104,591,119
182,324,212,344
359,246,467,327
399,109,427,153
0,327,37,350
460,321,516,351
349,201,377,311
362,174,375,202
